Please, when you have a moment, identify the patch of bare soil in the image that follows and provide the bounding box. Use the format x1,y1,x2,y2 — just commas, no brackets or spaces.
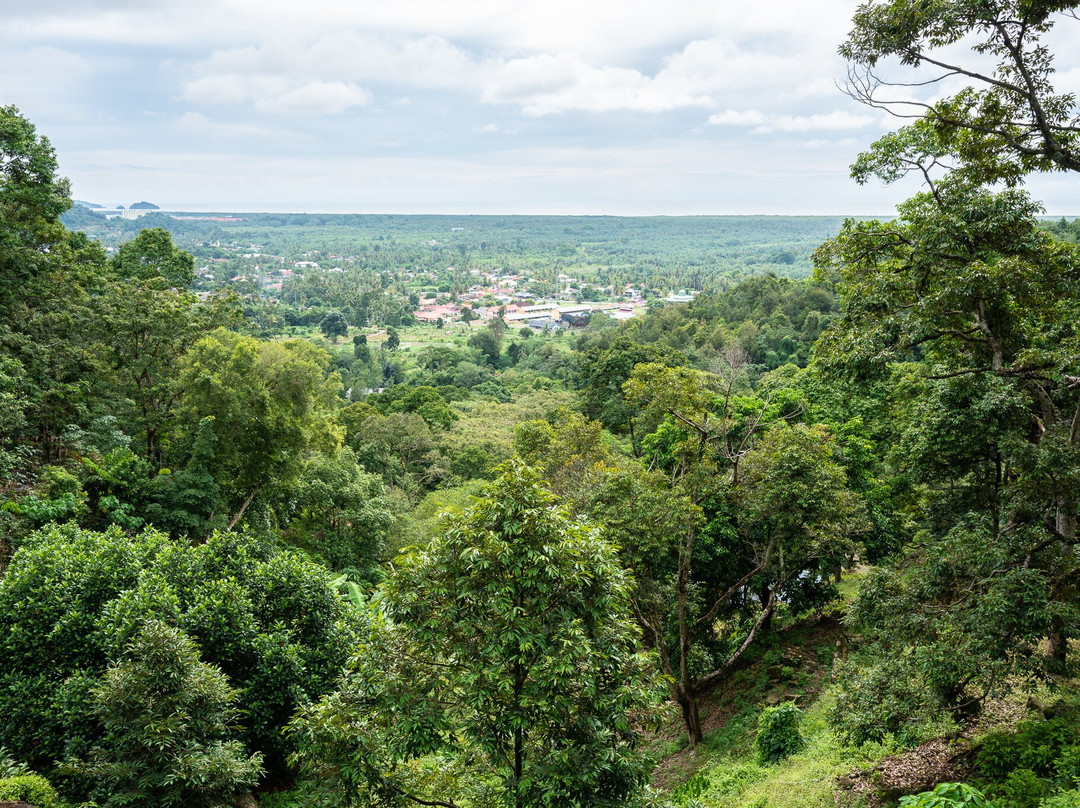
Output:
835,698,1031,807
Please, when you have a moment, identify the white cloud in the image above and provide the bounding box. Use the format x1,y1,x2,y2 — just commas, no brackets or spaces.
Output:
708,109,768,126
260,81,371,115
709,109,874,133
183,73,370,115
176,111,298,139
474,123,519,135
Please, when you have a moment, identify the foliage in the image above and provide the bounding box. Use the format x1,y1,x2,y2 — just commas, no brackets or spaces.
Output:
0,747,30,779
0,104,71,307
319,310,348,342
110,227,195,288
898,783,995,808
290,460,666,808
0,524,358,788
176,328,343,526
841,0,1080,185
973,706,1080,805
619,363,865,744
0,773,63,808
755,702,807,764
64,619,263,807
819,1,1080,743
283,448,392,575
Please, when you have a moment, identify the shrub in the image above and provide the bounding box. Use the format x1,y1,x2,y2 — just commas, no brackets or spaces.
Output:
829,655,946,746
756,701,806,763
990,768,1045,808
0,524,359,788
0,773,62,808
898,782,994,808
65,619,263,807
1041,788,1080,808
978,715,1079,780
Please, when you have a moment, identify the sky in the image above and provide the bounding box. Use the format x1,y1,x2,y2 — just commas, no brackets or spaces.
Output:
2,1,1077,215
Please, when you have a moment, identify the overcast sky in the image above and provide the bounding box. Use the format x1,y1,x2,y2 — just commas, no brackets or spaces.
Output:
3,1,1077,215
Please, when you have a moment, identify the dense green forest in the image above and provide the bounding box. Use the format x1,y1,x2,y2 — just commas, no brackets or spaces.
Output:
1,2,1079,808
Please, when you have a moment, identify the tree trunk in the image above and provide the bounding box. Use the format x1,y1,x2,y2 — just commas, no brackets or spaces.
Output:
226,486,261,532
678,689,704,746
1048,615,1069,666
758,584,773,633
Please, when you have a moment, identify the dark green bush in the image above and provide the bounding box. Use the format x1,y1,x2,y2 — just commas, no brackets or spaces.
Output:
0,523,360,790
990,768,1045,808
978,715,1078,780
755,701,805,763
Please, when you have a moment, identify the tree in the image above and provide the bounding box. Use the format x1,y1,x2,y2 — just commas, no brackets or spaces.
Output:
290,461,664,808
285,449,392,576
320,311,349,342
579,336,687,453
353,333,372,364
110,227,195,288
0,107,107,465
817,0,1080,740
0,105,71,312
384,327,400,351
175,329,343,530
816,187,1080,724
487,315,507,347
64,620,263,807
467,329,501,366
350,412,434,495
94,272,237,468
620,365,864,744
841,0,1080,185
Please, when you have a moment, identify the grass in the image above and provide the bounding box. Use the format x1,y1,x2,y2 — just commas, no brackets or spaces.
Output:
673,693,896,808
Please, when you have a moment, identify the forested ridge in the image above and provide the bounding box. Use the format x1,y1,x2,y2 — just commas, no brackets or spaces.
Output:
1,2,1079,807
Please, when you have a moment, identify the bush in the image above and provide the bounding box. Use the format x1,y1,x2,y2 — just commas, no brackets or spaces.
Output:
756,702,806,763
65,619,263,807
829,655,946,746
0,524,359,789
991,768,1046,808
1041,788,1080,808
898,782,994,808
978,716,1078,780
0,773,62,808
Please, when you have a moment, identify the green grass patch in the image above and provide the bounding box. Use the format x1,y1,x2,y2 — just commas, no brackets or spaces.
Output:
673,692,897,808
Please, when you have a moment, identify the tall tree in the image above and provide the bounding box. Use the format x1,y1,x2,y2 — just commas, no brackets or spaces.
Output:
175,329,343,529
320,311,349,342
819,0,1080,740
290,461,664,808
110,227,195,288
0,105,71,312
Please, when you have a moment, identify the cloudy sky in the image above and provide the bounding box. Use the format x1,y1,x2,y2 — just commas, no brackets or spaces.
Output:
3,1,1077,214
